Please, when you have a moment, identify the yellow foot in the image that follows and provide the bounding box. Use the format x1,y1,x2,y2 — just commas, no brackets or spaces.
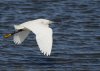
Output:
4,34,12,38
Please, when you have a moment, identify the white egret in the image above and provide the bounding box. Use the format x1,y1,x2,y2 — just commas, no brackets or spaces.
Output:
4,19,53,56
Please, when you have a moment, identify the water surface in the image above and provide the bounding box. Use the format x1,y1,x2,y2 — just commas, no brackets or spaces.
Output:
0,0,100,71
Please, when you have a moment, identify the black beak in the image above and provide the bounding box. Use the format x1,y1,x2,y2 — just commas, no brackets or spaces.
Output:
52,21,60,24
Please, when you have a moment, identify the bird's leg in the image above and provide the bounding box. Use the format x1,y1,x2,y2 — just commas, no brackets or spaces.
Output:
4,29,24,38
11,29,23,35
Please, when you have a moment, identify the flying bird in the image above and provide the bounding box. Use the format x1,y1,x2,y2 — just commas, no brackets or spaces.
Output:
4,19,53,56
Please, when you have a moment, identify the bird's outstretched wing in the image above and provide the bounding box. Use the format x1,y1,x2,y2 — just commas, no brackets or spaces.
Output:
23,23,53,56
13,30,30,44
35,28,53,56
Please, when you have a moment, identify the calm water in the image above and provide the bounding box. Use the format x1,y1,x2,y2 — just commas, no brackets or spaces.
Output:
0,0,100,71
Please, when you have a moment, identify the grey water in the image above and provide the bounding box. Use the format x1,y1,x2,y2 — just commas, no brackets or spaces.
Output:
0,0,100,71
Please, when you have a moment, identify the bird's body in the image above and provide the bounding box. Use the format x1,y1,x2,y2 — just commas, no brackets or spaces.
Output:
4,19,53,56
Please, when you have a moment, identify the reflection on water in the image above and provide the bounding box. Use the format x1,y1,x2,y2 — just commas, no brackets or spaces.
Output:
0,0,100,71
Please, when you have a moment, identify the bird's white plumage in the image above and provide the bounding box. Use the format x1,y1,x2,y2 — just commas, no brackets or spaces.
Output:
13,19,53,56
35,27,52,56
13,29,30,44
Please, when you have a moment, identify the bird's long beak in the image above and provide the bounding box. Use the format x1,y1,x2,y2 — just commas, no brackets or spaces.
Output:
50,21,60,23
50,21,60,24
51,21,60,24
50,21,54,24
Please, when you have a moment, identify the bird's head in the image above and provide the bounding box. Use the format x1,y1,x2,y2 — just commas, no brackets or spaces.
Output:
36,19,53,25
